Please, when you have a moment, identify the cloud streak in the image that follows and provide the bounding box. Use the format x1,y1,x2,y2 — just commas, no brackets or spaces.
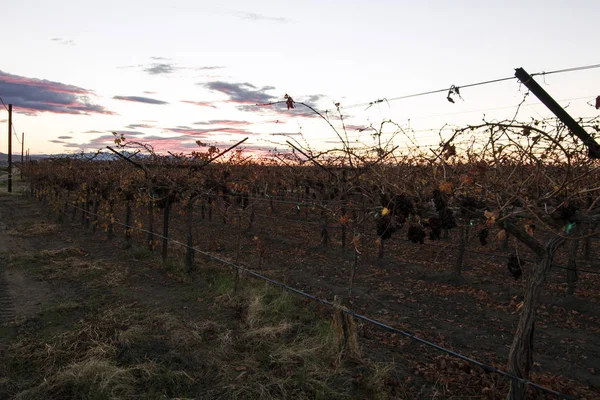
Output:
233,11,289,23
113,96,169,105
51,37,75,45
0,70,114,115
181,100,217,108
125,123,156,129
164,126,251,136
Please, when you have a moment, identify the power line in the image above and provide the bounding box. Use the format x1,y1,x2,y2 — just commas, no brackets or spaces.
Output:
0,96,8,111
0,96,23,145
60,202,575,400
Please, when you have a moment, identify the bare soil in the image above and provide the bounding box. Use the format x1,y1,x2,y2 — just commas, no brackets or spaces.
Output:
1,189,599,399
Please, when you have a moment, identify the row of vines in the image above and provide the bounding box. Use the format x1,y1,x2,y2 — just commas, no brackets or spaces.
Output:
21,115,600,399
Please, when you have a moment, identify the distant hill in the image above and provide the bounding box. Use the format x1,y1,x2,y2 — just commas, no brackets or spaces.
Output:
0,152,46,164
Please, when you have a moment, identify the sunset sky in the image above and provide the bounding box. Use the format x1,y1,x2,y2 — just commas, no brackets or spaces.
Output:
1,0,599,156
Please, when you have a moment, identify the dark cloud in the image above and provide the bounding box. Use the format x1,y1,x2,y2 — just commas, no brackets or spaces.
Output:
181,100,217,108
0,119,6,123
125,123,155,129
113,96,169,105
150,56,169,61
0,70,114,115
49,139,65,144
83,130,103,134
57,136,72,139
51,37,75,45
144,63,176,75
233,11,289,23
143,91,157,95
201,81,276,105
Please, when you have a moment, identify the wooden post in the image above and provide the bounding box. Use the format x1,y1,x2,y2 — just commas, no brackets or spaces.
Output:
162,194,171,263
455,224,466,276
515,68,600,158
233,210,242,293
332,295,361,365
147,198,155,250
7,104,12,193
185,197,195,272
124,201,132,248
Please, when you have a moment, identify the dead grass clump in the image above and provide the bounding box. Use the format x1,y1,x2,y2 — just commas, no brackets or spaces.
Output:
9,222,59,237
117,326,146,348
14,358,135,400
40,247,87,258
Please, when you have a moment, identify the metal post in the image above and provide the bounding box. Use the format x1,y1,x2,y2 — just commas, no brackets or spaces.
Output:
7,104,12,192
514,68,600,158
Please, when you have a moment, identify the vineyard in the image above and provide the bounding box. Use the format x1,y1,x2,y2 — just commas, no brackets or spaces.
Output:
5,110,597,400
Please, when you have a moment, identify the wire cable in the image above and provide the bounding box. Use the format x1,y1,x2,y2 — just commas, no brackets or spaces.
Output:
322,63,600,113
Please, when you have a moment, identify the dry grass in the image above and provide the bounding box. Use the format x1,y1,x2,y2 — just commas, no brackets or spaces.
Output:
1,249,413,400
8,221,59,237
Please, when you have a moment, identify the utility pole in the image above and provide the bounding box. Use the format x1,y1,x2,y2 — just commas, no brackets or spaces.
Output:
515,67,600,159
7,104,12,193
21,132,24,179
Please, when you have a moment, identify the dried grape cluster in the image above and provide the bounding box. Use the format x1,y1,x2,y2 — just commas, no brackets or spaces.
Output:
407,225,426,244
507,254,525,280
426,189,457,240
478,228,489,246
376,194,414,240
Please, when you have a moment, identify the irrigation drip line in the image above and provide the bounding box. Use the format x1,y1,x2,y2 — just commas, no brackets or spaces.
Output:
56,201,575,399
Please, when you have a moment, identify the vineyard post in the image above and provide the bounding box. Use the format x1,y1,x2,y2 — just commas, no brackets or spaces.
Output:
455,223,466,276
71,197,77,221
321,205,329,247
62,191,69,222
348,234,360,296
147,197,154,251
567,237,579,295
515,67,600,158
20,132,24,180
91,192,100,232
107,200,114,240
332,295,360,364
583,223,595,260
124,200,133,248
341,203,347,251
7,104,12,193
162,193,171,263
85,189,91,229
233,209,242,293
185,196,196,272
80,192,87,226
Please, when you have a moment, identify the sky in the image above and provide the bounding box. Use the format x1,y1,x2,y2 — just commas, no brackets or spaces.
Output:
0,0,599,157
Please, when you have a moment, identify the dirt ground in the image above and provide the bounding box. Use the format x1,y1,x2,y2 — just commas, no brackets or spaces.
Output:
1,188,599,399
